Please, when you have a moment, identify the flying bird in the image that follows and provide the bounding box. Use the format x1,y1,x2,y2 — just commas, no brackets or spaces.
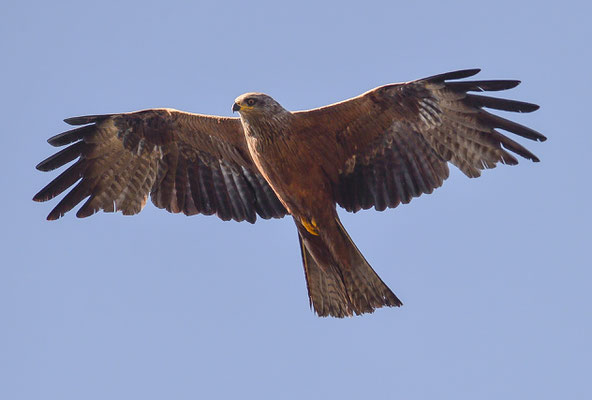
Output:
33,69,545,317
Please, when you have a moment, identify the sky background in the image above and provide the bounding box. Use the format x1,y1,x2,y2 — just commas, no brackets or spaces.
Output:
1,1,590,399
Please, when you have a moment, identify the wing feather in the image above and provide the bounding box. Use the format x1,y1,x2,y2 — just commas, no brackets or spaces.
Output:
47,178,95,220
210,164,232,221
47,124,95,147
231,168,257,223
370,157,388,212
465,94,539,113
382,152,402,209
418,68,482,82
196,158,218,215
33,159,87,202
445,80,521,92
173,153,188,213
187,161,212,215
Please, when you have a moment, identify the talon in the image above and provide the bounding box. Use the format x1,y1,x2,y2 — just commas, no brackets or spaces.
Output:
301,217,320,236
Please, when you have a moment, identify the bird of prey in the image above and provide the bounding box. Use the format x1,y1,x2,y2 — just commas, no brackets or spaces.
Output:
33,69,545,318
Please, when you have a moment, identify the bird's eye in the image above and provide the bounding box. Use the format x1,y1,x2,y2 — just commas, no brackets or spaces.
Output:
247,98,256,106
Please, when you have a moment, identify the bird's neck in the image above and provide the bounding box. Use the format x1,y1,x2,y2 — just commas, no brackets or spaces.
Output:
241,111,293,142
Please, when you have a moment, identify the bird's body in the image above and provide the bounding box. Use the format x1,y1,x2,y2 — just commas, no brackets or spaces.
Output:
236,98,402,316
240,103,331,219
34,69,546,317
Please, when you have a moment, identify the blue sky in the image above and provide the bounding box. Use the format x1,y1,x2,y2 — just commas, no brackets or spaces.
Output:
1,1,590,399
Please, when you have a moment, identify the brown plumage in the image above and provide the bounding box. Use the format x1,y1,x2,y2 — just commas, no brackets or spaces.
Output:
34,69,545,317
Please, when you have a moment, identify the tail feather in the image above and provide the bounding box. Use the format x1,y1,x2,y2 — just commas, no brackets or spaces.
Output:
299,234,352,317
297,216,402,317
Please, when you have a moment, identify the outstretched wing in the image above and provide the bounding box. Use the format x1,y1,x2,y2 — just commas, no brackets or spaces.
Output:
34,109,287,222
294,69,546,212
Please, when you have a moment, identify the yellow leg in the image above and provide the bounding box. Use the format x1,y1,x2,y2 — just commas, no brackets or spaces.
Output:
301,217,320,236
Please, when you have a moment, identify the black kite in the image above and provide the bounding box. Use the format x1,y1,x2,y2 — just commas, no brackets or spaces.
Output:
34,69,545,317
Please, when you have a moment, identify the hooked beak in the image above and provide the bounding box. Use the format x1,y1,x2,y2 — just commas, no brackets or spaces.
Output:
232,102,241,113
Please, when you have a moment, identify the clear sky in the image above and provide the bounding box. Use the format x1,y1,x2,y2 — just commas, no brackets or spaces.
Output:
1,1,590,399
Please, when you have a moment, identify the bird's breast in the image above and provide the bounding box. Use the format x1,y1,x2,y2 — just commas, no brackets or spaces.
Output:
245,131,332,217
245,132,293,185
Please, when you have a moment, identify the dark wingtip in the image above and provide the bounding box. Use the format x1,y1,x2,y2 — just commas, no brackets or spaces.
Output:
504,80,521,90
46,212,60,221
524,152,541,163
64,116,92,125
63,114,110,126
35,141,84,171
424,68,481,82
32,189,49,203
465,94,540,114
47,125,95,147
512,102,538,113
456,68,481,78
35,161,48,172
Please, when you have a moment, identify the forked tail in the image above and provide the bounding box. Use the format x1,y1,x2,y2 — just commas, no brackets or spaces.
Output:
297,216,402,317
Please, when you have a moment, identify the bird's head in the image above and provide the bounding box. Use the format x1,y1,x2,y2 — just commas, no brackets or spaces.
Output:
232,93,287,117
